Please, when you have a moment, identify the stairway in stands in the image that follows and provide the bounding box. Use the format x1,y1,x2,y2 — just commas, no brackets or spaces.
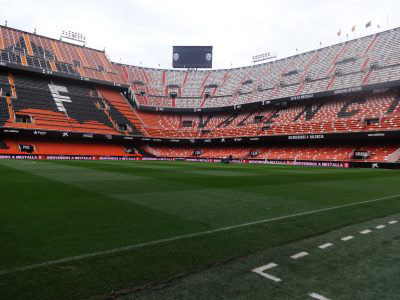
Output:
97,87,145,135
136,145,157,158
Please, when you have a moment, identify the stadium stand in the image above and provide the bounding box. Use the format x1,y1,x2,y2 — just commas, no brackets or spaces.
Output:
0,70,142,135
1,24,400,165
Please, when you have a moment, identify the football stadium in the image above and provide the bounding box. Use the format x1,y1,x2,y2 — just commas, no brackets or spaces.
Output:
1,1,400,299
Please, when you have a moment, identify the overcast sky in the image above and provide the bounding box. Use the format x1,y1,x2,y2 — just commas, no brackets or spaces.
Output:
2,0,399,69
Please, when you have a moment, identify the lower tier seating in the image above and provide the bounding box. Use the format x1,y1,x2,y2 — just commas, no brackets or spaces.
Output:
149,144,400,162
0,139,140,156
1,137,397,162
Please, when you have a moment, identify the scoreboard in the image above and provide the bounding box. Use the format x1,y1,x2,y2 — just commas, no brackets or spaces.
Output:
172,46,213,68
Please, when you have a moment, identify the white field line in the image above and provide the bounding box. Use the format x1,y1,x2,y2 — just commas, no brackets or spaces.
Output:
360,229,372,234
290,251,309,260
252,263,281,282
1,193,399,276
388,220,398,224
318,243,333,249
309,292,331,300
341,235,354,241
375,225,385,229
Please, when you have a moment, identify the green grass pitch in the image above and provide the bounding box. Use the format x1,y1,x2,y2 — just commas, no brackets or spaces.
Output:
1,160,400,299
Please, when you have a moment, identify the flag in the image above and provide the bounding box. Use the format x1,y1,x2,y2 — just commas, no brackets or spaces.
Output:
337,30,341,37
366,21,372,28
351,25,356,32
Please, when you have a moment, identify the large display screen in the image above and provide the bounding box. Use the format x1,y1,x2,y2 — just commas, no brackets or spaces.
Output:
172,46,213,68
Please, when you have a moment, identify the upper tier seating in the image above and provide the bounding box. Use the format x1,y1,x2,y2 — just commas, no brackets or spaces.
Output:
136,91,400,138
126,27,400,109
2,25,400,109
0,26,125,84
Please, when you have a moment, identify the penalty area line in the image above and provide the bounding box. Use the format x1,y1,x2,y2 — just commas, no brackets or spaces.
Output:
290,251,309,260
1,194,400,276
251,263,281,282
318,243,333,249
309,292,331,300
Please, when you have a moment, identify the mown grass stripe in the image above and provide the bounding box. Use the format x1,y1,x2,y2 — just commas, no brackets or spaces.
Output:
1,193,399,276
